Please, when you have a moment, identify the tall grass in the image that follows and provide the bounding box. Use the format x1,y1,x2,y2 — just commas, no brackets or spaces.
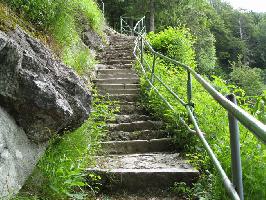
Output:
2,0,105,74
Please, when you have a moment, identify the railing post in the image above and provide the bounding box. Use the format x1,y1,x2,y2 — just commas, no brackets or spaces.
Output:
120,17,123,34
151,54,156,84
226,94,244,200
187,71,192,104
140,37,144,65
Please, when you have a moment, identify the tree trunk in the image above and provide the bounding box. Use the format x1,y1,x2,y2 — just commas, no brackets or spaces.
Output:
149,0,155,32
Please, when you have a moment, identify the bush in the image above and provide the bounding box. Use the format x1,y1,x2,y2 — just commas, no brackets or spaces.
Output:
3,0,105,74
147,27,196,68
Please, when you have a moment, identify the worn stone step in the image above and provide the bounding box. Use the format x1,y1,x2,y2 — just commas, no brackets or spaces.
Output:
100,51,134,57
103,59,134,65
100,89,140,95
86,153,199,193
112,114,151,123
98,55,134,61
96,64,134,69
104,130,170,141
107,43,135,49
108,94,139,102
97,84,140,90
94,78,139,84
108,121,164,132
99,138,175,154
117,103,143,114
97,73,138,79
97,68,136,73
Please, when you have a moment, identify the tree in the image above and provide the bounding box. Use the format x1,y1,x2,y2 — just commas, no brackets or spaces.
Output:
149,0,155,32
230,61,264,96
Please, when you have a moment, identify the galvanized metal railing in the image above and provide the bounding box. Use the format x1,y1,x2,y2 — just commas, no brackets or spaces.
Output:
121,17,266,200
120,16,146,36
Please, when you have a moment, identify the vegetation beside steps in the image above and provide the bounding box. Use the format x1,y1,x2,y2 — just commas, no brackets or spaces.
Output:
1,0,105,74
15,94,117,199
138,27,266,199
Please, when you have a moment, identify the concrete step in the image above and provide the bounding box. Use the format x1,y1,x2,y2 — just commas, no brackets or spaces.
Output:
108,46,134,51
108,94,139,102
96,64,134,70
97,84,140,90
99,64,133,69
108,121,164,132
97,73,138,79
97,69,136,75
98,55,134,61
94,78,139,84
86,153,199,192
117,103,144,114
100,89,140,95
99,138,175,154
103,59,134,65
113,114,151,123
99,51,134,57
104,130,170,141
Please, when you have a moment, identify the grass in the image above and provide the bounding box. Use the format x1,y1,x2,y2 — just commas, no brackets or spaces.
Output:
15,93,118,200
1,0,105,74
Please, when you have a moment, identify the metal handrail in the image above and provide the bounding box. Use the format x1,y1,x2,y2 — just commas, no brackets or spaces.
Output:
120,16,146,35
142,40,266,142
122,17,266,200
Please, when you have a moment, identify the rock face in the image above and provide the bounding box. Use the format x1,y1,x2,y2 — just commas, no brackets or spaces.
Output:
82,26,105,50
0,28,91,142
0,106,47,198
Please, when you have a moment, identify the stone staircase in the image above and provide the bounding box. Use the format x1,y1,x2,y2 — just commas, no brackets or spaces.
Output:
88,32,198,198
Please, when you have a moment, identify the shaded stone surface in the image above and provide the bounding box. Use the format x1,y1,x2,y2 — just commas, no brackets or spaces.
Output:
0,28,91,142
0,107,47,198
82,26,105,50
87,153,198,192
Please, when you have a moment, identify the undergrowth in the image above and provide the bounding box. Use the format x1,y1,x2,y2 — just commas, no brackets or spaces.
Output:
15,93,118,200
1,0,105,74
136,27,266,200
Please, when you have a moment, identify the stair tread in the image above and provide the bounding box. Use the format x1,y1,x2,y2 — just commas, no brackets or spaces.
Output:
88,153,197,172
104,130,170,141
108,120,164,132
113,114,151,123
99,138,176,154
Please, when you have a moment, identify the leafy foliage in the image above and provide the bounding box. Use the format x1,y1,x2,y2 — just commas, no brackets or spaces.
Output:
137,28,266,200
147,27,196,67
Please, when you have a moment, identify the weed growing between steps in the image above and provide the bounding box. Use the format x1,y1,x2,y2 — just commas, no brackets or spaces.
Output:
15,93,118,200
135,27,266,200
2,0,105,74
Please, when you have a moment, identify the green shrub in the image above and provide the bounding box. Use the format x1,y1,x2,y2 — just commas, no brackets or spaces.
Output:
147,27,196,68
3,0,105,74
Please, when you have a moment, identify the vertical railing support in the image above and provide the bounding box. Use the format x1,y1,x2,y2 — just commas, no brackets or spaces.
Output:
140,37,144,65
226,94,244,200
151,54,156,84
120,17,123,34
187,71,192,104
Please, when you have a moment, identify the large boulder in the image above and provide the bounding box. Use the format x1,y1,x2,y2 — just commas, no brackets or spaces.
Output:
0,107,47,198
0,28,91,142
